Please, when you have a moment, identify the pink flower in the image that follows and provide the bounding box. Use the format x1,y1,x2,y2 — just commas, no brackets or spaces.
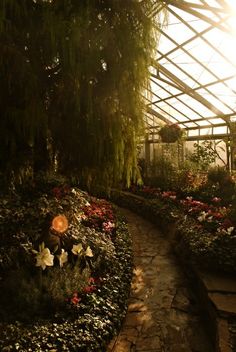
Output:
102,221,115,233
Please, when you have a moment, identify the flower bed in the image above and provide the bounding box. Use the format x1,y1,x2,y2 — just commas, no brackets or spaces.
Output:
111,189,236,274
130,186,235,235
0,185,133,351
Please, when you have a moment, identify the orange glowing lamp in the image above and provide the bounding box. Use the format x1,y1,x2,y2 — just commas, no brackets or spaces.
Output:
51,215,69,234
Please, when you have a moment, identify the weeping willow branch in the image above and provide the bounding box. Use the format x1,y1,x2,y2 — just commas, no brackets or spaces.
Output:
0,0,167,189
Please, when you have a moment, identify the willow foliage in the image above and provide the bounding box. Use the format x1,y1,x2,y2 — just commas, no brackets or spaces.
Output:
0,0,165,189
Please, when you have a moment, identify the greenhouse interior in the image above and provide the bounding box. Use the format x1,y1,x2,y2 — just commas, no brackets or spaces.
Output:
0,1,236,351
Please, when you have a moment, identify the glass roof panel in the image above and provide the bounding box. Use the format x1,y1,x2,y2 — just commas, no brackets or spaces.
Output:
181,122,198,128
176,95,213,116
197,120,212,126
209,118,226,124
196,90,234,114
200,127,212,135
163,20,194,45
186,17,211,32
188,129,199,137
146,0,236,136
213,126,228,134
226,77,236,92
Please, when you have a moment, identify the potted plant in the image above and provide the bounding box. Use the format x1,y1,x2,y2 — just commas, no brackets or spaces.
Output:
158,124,183,143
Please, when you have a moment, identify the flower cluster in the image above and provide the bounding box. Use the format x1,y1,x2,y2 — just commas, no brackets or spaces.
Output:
161,190,177,200
180,196,234,233
33,242,93,270
82,199,116,235
67,277,102,306
130,185,235,235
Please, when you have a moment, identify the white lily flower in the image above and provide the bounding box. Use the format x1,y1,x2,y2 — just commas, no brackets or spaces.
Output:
35,243,54,270
227,226,234,234
85,246,93,257
72,243,83,255
57,249,68,267
198,211,207,222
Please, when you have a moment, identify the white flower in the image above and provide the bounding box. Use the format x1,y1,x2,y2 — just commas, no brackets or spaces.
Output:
72,243,83,255
85,246,93,257
198,211,207,222
34,243,54,270
71,188,77,194
57,249,68,267
227,226,234,234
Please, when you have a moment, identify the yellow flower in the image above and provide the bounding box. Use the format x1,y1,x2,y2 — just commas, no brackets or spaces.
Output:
85,246,93,257
72,243,83,256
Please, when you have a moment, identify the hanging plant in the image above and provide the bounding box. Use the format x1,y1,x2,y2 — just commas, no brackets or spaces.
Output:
158,124,183,143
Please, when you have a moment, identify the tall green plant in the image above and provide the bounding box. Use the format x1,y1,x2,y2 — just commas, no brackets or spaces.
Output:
0,0,166,189
189,141,218,171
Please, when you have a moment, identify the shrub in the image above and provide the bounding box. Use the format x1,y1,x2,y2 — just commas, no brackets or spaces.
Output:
207,166,229,185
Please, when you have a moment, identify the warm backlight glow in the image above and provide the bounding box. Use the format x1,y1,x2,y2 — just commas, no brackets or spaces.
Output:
228,0,236,12
52,215,69,234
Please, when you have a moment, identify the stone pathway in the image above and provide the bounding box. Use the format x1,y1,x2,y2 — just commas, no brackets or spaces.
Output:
107,209,214,352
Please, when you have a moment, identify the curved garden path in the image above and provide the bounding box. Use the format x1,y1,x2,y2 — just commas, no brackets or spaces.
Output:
107,209,214,352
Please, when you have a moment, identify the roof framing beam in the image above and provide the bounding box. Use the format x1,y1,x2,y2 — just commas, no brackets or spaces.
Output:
156,25,236,114
164,0,232,35
152,61,227,119
146,106,171,124
174,1,231,14
150,74,236,105
149,75,206,121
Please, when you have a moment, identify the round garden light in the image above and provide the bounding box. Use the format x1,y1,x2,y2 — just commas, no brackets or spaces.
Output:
51,214,69,234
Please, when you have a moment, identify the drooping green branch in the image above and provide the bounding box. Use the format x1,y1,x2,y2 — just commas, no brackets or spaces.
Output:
0,0,166,189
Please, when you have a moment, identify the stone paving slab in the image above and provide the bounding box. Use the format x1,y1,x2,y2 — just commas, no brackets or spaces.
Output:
201,272,236,293
107,209,214,352
208,293,236,316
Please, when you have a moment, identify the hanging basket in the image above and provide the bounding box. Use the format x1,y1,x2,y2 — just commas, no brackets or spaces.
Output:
158,124,183,143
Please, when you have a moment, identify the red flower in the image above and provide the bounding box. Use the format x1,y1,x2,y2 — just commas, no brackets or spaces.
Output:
222,218,233,229
52,187,62,199
83,285,97,294
211,212,223,220
88,277,102,285
70,292,81,305
82,199,115,234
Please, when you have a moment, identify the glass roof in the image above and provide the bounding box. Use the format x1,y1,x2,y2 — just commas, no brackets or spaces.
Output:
145,0,236,139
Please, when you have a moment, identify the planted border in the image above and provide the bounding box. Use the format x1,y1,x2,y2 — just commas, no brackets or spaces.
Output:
110,190,236,274
0,189,133,351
